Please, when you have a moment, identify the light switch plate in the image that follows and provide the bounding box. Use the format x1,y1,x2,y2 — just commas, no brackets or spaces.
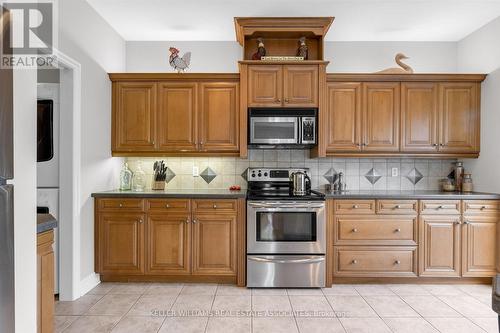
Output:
391,167,399,177
193,166,199,177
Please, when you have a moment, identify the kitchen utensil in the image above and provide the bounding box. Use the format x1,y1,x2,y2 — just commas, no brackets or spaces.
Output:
290,170,311,196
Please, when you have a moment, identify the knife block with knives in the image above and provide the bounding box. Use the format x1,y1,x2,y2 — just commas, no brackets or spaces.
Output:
152,160,167,190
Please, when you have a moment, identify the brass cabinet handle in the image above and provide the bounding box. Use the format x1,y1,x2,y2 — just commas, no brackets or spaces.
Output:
351,260,358,264
352,228,358,233
394,260,401,265
395,228,401,233
213,204,217,209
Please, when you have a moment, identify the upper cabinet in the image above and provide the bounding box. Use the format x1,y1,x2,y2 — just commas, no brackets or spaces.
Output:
113,82,156,151
324,74,485,157
247,64,319,107
110,74,240,156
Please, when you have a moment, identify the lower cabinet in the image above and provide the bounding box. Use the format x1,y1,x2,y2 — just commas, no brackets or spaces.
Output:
419,215,461,277
462,217,497,277
95,198,240,280
192,214,237,275
37,230,55,333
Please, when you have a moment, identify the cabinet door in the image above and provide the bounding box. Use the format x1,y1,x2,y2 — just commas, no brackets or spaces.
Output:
419,216,461,277
199,82,239,152
283,65,318,107
157,83,198,151
325,82,362,152
192,214,237,275
462,217,497,277
248,65,282,107
98,213,145,274
439,83,479,153
362,82,400,151
147,214,191,275
401,83,439,152
113,82,156,151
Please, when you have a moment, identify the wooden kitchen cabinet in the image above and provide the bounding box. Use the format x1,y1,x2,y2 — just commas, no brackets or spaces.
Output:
439,82,480,153
147,214,191,275
247,64,319,107
192,213,237,275
247,65,282,107
37,230,54,333
419,215,461,277
113,82,156,151
325,82,362,152
157,82,198,152
461,217,497,277
401,82,439,152
98,212,145,275
199,82,239,152
362,82,400,151
110,74,240,156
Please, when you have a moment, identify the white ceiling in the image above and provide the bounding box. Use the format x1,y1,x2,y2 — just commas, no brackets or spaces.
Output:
86,0,500,42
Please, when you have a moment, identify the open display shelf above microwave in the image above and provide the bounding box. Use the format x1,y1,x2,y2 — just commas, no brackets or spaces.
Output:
248,108,317,149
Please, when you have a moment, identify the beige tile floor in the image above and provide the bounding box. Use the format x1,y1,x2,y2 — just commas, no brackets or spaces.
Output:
55,282,499,333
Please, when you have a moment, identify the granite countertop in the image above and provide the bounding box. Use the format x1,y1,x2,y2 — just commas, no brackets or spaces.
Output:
37,213,58,234
91,189,247,199
318,190,500,200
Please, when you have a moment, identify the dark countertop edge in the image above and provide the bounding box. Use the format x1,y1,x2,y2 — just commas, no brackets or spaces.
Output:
320,191,500,200
37,214,58,234
91,191,247,199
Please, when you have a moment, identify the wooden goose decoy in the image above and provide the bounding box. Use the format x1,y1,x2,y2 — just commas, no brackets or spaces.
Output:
376,53,414,74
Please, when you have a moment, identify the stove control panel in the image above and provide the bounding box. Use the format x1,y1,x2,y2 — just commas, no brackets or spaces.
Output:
247,168,309,182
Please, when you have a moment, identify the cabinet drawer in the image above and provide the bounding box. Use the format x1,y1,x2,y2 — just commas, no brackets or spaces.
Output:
193,199,237,213
420,200,461,215
147,199,190,212
334,246,417,277
334,200,376,215
376,200,417,215
463,200,499,216
334,216,417,245
98,198,144,211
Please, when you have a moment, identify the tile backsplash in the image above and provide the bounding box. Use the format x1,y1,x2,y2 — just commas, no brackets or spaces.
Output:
126,150,458,191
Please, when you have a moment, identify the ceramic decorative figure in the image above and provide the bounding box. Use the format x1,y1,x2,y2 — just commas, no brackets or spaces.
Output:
252,38,266,60
169,47,191,73
119,162,133,191
376,53,414,74
297,36,308,59
132,161,146,192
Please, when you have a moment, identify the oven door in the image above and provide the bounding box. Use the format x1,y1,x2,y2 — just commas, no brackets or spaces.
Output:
249,117,298,144
247,201,326,254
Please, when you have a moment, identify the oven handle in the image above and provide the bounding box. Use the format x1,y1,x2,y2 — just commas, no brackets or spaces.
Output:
248,256,325,264
248,203,324,209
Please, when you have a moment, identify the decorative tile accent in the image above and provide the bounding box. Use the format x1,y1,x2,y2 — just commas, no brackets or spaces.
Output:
164,167,176,183
323,167,338,184
364,168,382,184
200,167,217,184
240,168,248,181
406,167,424,185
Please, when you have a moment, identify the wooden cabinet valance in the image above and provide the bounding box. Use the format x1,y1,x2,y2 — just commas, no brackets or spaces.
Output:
110,74,240,156
324,74,485,158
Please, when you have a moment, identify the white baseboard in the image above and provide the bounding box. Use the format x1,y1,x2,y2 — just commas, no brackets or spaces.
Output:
79,273,101,297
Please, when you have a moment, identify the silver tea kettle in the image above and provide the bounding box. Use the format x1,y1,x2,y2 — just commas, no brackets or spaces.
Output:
290,170,311,196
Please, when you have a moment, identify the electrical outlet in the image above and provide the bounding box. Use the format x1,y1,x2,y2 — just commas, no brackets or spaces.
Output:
391,167,399,177
193,166,199,177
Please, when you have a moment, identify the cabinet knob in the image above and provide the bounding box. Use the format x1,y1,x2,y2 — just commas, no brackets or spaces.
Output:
284,98,289,103
166,204,170,208
352,228,358,233
213,204,217,209
454,220,460,225
192,219,197,224
432,143,438,147
394,260,401,265
480,206,487,210
276,99,281,103
351,260,358,264
395,205,402,209
185,219,190,224
464,220,470,225
437,205,444,209
395,228,401,233
439,143,445,147
138,219,143,224
352,205,359,209
119,203,123,208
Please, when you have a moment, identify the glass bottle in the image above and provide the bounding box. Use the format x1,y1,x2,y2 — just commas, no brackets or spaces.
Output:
133,161,146,192
119,162,133,191
454,161,464,192
462,173,473,192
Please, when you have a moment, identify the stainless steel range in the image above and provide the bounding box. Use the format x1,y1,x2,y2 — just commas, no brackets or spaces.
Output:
246,168,326,288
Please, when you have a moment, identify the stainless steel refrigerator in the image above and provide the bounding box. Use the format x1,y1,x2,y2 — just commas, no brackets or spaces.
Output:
0,6,15,333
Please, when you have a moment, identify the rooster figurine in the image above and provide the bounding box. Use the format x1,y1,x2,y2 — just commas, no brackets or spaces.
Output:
169,47,191,73
252,38,266,60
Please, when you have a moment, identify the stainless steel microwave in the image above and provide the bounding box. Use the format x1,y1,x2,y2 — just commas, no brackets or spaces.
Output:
248,108,317,148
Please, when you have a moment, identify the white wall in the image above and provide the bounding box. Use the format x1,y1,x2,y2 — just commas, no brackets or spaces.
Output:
126,41,457,73
13,69,37,333
457,17,500,193
458,16,500,73
59,0,125,295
